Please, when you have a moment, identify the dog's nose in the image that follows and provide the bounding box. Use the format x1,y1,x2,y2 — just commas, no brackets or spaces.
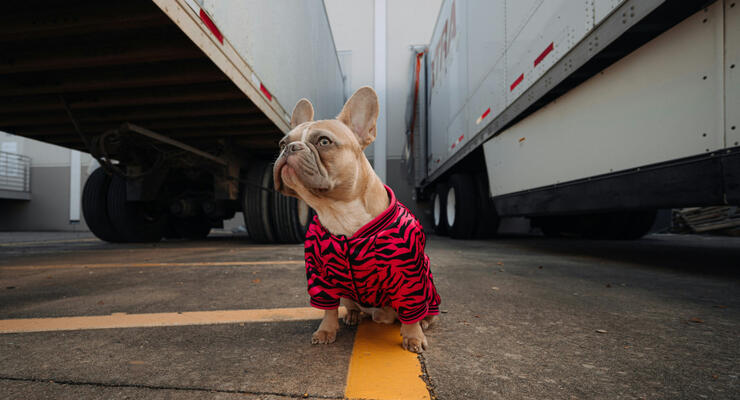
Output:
286,142,305,154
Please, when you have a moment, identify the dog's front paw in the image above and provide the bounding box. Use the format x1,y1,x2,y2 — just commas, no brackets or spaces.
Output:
343,309,362,326
402,335,428,353
400,322,428,353
311,329,337,344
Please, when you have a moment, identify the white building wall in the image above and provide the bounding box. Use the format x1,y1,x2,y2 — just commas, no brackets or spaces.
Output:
324,0,442,168
0,131,93,231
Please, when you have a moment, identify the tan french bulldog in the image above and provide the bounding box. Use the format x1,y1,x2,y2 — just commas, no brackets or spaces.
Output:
273,86,439,353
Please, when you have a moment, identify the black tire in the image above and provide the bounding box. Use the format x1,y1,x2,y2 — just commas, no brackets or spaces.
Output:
82,168,123,242
431,183,448,235
107,175,166,243
272,191,314,243
172,216,212,240
242,160,276,243
446,174,477,239
473,173,500,238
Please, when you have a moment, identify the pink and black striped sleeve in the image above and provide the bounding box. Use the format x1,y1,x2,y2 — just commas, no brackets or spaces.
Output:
304,222,340,310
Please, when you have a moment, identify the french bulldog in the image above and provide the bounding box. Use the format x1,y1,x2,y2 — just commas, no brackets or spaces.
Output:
273,86,440,353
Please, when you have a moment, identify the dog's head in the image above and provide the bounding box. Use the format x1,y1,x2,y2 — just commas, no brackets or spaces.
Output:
273,86,379,203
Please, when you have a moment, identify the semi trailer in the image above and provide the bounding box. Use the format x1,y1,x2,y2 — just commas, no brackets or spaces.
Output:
0,0,344,242
404,0,740,239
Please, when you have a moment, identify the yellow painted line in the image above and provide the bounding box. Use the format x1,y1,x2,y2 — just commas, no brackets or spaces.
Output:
0,238,99,247
0,260,303,270
345,321,430,400
0,307,347,334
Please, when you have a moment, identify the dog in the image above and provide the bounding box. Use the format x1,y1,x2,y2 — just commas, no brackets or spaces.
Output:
273,86,440,353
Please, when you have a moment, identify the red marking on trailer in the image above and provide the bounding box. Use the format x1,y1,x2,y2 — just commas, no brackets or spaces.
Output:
458,134,464,142
476,107,491,125
451,142,456,149
534,42,554,67
199,9,223,44
510,74,524,91
260,83,272,101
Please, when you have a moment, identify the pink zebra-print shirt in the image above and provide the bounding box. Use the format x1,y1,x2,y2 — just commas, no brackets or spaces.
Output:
304,185,441,324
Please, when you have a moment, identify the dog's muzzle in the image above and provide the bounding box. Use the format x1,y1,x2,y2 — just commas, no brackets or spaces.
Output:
274,142,330,194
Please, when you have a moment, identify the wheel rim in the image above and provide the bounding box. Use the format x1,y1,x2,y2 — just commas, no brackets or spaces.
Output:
446,187,456,227
297,199,310,226
433,194,441,227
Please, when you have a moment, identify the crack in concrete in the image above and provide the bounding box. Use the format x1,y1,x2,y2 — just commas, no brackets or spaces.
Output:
417,354,438,400
0,376,343,399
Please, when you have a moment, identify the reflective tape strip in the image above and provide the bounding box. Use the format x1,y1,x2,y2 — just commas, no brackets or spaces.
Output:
198,9,223,44
510,73,524,91
534,42,554,67
260,83,272,101
476,107,491,125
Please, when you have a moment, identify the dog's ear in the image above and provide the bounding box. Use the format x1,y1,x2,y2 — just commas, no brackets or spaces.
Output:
337,86,379,149
291,98,314,128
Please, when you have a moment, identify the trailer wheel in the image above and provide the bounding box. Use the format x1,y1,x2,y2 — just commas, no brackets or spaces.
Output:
473,173,500,238
446,174,477,239
242,160,276,243
431,183,449,235
106,175,166,242
173,216,212,240
82,168,123,242
272,190,313,243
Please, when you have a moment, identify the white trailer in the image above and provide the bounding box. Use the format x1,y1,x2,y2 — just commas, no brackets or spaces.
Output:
0,0,344,243
404,0,739,239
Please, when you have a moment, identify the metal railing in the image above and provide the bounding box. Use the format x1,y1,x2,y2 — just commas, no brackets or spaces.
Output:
0,151,31,194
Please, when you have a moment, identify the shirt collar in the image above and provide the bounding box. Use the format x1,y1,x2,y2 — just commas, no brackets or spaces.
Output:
352,185,398,238
312,185,398,240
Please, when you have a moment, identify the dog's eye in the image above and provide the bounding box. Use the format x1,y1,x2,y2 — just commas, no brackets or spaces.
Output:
318,137,331,147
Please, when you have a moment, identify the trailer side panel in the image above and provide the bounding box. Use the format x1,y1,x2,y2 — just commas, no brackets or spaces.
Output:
483,3,726,198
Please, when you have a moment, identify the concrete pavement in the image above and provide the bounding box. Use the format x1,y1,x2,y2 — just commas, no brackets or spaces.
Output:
0,233,738,399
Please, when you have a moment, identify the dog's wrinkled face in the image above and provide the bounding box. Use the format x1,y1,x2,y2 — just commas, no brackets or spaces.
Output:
273,87,379,203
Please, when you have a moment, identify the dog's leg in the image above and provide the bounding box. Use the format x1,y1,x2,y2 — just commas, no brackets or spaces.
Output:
371,306,397,324
341,298,362,326
400,322,428,353
311,309,339,344
420,315,439,331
